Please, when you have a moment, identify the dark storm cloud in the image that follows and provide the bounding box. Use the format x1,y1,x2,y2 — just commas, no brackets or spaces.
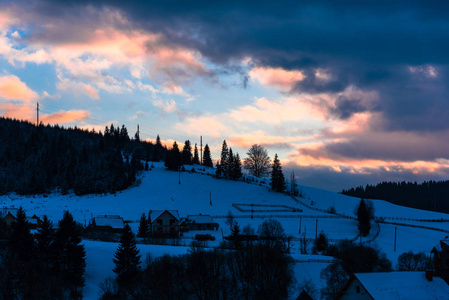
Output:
5,0,449,131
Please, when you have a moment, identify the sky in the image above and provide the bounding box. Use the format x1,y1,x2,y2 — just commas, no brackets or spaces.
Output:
1,0,449,192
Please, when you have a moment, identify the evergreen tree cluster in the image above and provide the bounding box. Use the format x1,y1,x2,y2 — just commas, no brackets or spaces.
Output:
0,118,168,195
341,180,449,214
104,221,294,300
216,140,242,180
0,209,86,299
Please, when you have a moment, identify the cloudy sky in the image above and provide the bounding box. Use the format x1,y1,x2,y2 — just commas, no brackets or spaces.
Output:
1,0,449,191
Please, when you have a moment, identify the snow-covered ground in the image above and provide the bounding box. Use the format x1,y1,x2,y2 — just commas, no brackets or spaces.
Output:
1,163,448,299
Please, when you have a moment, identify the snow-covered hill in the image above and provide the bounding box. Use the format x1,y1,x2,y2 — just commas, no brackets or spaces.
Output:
1,163,448,299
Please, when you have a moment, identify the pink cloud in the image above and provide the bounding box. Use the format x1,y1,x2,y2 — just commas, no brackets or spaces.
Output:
0,75,38,101
249,66,305,89
83,84,100,100
152,99,177,113
40,110,90,124
175,116,229,138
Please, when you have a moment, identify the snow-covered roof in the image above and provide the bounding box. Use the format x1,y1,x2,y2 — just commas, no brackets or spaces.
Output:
432,237,449,252
94,215,125,229
1,207,18,218
149,210,180,222
186,215,215,224
354,272,449,300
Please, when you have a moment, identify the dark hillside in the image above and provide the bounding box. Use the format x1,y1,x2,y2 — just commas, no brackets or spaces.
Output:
0,118,166,195
341,181,449,214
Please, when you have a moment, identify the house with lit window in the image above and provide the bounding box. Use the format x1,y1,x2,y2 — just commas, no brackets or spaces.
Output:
149,210,180,236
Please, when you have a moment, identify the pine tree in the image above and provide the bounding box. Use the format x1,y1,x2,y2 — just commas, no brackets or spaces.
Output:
215,161,222,178
270,154,286,192
315,231,328,252
357,199,371,237
113,223,142,292
290,171,299,196
165,141,181,171
193,143,200,165
53,211,86,297
229,222,243,250
9,206,35,262
219,140,229,178
182,140,193,165
231,153,243,180
137,213,150,240
227,148,234,178
35,215,55,267
203,144,213,167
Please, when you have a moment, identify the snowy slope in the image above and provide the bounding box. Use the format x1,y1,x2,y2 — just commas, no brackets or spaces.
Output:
1,163,448,299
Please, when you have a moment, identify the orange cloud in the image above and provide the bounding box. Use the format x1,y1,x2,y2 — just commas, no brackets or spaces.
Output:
175,116,229,138
0,75,38,101
40,110,90,124
229,96,326,126
249,66,305,89
0,102,35,121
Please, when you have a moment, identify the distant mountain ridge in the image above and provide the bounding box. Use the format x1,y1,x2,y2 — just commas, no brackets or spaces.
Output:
341,180,449,214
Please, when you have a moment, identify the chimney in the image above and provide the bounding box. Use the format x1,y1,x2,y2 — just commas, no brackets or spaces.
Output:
425,270,433,281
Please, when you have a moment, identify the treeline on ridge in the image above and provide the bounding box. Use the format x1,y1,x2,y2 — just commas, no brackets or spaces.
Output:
341,180,449,214
0,117,167,195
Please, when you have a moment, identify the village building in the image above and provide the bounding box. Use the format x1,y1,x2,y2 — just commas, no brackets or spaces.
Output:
1,207,18,228
91,215,125,233
180,214,219,231
149,210,180,236
337,271,449,300
431,236,449,284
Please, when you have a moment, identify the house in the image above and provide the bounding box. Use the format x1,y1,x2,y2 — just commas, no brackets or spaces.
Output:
27,214,41,230
1,207,18,228
149,210,180,236
180,214,219,231
337,271,449,300
91,215,125,233
431,237,449,284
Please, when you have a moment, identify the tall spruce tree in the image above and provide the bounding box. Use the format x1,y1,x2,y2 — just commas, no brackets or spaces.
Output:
53,211,86,297
165,141,181,171
227,148,234,179
219,140,229,178
229,222,243,250
137,213,150,240
231,153,243,180
182,140,193,165
357,199,371,237
203,144,213,167
193,143,200,165
113,223,142,292
9,206,35,262
270,154,286,192
35,215,55,267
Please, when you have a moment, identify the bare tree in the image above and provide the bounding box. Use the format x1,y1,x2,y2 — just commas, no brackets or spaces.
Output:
243,144,270,177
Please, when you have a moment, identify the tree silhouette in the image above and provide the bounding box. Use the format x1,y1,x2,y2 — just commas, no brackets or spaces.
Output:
113,224,142,293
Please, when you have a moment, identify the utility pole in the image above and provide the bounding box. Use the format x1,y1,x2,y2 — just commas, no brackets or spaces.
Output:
315,219,318,240
299,217,302,234
394,226,397,252
209,191,212,205
200,135,203,165
36,102,39,126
